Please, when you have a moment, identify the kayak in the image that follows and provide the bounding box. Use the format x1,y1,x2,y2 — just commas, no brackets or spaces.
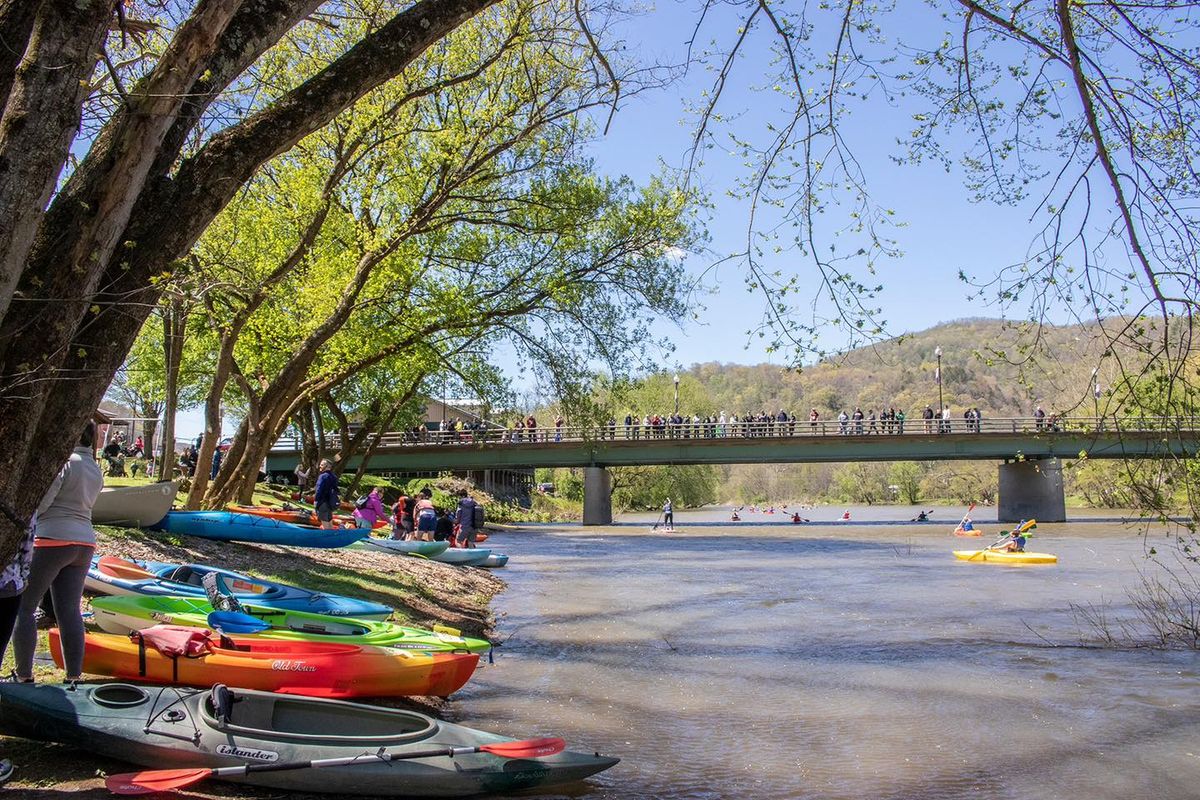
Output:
84,556,393,619
153,510,366,547
0,682,618,796
953,528,983,537
953,549,1058,565
360,538,451,557
428,548,492,566
479,553,508,568
90,595,491,654
229,504,390,530
52,628,479,698
92,481,178,528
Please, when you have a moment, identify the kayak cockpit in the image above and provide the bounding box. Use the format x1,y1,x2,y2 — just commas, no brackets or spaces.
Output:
200,686,438,744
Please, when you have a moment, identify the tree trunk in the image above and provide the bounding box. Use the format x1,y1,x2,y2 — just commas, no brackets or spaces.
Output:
345,402,404,496
158,298,187,482
0,0,110,325
296,402,320,474
0,0,38,107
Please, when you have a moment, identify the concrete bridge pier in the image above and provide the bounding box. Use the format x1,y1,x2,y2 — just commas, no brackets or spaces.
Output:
997,458,1065,523
582,466,612,525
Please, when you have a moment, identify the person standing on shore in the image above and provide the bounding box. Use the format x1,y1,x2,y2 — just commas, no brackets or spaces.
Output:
294,462,311,493
456,489,480,548
391,491,413,540
13,421,103,688
414,488,437,541
314,459,339,530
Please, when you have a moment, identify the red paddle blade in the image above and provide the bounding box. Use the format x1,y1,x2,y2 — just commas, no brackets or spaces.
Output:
106,767,214,795
480,737,566,758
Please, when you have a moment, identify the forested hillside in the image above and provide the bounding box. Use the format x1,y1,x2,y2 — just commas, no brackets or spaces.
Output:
679,318,1124,422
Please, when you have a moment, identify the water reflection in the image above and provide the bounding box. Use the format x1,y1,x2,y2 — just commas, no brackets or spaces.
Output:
450,507,1200,799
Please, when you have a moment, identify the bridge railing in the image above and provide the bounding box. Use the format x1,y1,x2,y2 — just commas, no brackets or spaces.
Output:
270,415,1200,451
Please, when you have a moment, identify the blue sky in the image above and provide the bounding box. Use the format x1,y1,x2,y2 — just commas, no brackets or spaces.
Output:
583,0,1048,372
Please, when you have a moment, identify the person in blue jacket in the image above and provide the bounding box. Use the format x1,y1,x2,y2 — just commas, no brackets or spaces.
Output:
314,459,339,530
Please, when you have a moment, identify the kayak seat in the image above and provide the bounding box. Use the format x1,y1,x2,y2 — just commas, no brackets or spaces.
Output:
167,566,203,586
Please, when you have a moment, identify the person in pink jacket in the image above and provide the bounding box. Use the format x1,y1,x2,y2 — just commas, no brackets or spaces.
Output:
352,487,386,528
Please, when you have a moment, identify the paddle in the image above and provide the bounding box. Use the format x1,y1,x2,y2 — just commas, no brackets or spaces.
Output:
96,556,154,580
650,512,663,531
968,532,1014,560
106,737,568,795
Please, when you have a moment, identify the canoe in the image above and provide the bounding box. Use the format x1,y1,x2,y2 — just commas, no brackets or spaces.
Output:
360,539,451,557
0,682,618,796
153,510,365,547
90,595,491,654
953,549,1058,565
84,555,393,619
229,504,390,530
51,627,479,698
479,553,508,568
428,548,492,566
92,481,177,528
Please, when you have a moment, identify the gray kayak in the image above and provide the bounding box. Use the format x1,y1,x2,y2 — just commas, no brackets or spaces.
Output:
92,481,178,527
0,682,617,797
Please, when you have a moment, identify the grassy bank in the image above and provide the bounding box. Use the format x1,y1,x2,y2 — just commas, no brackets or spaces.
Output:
0,523,507,797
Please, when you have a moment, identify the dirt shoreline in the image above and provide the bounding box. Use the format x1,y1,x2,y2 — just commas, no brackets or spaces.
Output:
1,525,512,798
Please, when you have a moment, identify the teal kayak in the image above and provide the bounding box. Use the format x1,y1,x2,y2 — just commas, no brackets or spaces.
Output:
0,682,618,797
359,538,451,557
152,510,365,548
90,595,492,654
429,548,492,566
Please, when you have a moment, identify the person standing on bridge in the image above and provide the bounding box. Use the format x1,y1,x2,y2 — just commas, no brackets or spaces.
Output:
662,498,674,532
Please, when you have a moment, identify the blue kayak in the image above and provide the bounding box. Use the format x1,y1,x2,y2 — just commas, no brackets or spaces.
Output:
152,510,365,548
84,556,393,619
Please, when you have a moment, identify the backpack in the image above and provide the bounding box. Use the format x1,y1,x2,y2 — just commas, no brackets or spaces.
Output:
472,504,485,529
354,494,369,510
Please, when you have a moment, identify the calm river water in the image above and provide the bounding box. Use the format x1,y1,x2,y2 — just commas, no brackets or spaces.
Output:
449,507,1200,799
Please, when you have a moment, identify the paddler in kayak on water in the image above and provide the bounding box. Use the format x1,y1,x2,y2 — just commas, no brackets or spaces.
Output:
991,521,1032,552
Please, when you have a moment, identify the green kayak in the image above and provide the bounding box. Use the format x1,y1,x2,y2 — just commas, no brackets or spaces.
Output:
90,595,492,654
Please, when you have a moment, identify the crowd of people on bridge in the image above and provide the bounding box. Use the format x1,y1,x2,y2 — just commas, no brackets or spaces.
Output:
373,405,1077,446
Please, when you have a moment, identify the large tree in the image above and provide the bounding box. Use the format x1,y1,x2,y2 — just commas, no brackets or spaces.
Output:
0,0,589,559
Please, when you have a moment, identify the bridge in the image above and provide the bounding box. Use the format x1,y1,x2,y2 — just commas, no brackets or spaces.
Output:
265,416,1200,523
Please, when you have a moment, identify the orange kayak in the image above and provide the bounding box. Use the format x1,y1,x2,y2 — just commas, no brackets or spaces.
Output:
52,628,478,698
229,504,389,530
953,528,982,537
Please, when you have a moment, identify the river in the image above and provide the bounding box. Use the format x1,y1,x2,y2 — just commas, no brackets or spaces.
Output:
449,506,1200,799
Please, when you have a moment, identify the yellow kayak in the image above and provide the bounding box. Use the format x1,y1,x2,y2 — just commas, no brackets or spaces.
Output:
953,549,1057,565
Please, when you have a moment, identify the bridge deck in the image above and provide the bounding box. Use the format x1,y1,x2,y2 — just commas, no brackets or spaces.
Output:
265,417,1199,473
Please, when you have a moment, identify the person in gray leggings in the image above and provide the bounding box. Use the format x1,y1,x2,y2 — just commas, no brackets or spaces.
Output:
13,421,103,684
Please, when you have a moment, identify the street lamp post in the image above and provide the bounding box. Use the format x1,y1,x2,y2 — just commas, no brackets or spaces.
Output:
1092,368,1101,428
673,374,680,417
934,346,944,418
